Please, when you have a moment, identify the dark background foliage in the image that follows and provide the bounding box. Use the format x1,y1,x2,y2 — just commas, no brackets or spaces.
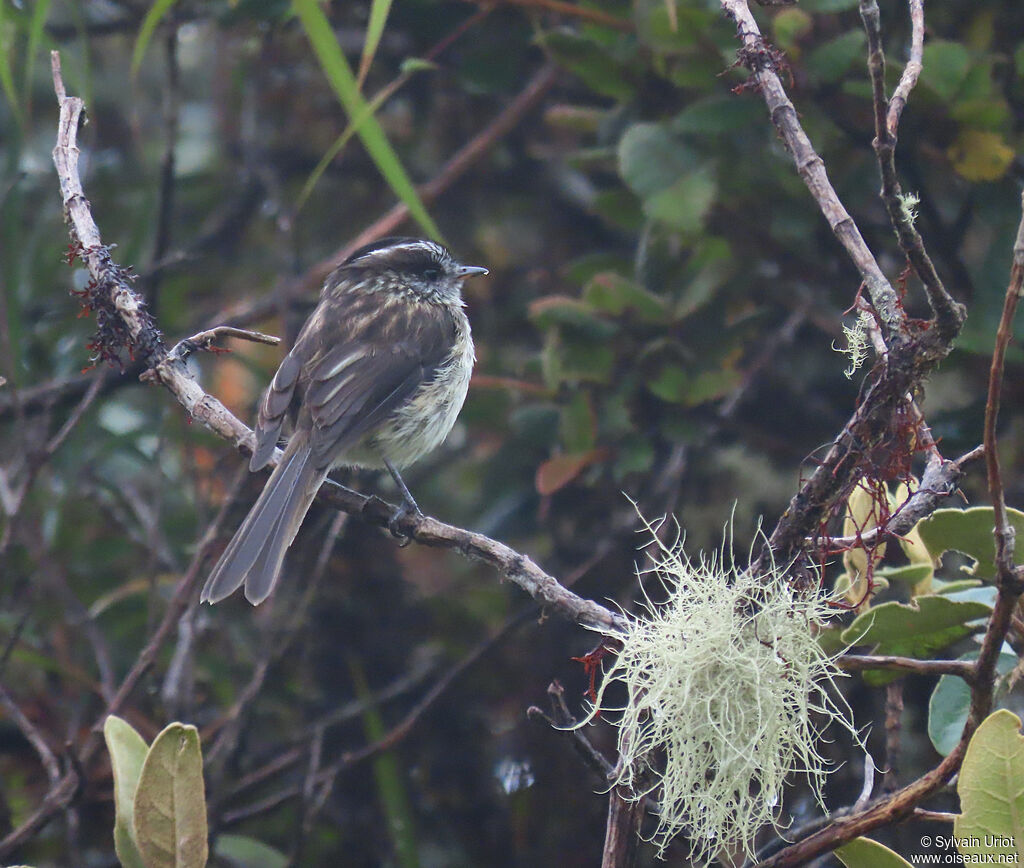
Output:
2,0,1024,865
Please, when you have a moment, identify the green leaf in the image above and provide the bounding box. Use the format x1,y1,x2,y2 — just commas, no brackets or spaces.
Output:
920,39,972,101
356,0,393,89
841,596,993,678
541,331,615,386
559,391,596,452
583,272,667,322
836,837,914,868
528,296,618,338
805,29,867,85
876,564,933,586
618,122,697,198
916,507,1024,579
772,8,812,54
648,365,741,407
103,716,148,868
954,710,1024,862
214,834,290,868
672,95,762,135
131,0,179,77
928,651,1018,756
643,165,716,234
133,723,208,868
539,30,635,100
293,0,441,240
800,0,859,10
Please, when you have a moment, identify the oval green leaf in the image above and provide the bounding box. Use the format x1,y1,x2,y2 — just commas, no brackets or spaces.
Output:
134,723,208,868
954,710,1024,862
103,715,148,868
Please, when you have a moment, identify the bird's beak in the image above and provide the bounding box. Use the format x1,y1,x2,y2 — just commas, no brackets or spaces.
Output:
455,265,488,279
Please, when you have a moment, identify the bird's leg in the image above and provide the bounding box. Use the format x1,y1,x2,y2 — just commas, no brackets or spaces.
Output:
384,459,422,543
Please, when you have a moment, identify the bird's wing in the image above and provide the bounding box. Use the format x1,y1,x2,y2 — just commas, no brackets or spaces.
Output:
253,292,457,472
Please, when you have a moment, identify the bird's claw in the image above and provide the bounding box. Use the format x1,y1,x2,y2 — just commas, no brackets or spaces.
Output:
388,502,423,546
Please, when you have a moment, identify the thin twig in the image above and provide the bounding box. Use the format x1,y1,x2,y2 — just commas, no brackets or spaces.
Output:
0,682,62,784
859,0,964,344
837,655,974,680
720,0,903,341
887,0,924,136
464,0,632,31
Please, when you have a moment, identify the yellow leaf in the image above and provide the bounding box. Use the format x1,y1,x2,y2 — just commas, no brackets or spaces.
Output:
947,130,1015,182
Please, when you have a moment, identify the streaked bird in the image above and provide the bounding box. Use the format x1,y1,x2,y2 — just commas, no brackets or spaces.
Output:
201,237,486,605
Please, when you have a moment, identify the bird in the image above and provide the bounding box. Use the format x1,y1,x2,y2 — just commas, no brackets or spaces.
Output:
201,237,487,605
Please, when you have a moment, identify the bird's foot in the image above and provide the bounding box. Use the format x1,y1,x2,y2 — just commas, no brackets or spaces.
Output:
388,499,423,546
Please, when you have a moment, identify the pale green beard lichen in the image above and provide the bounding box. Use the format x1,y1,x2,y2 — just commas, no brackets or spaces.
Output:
834,309,872,379
590,523,859,863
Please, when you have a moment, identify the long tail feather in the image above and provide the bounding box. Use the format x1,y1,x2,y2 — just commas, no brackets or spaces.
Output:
201,435,324,605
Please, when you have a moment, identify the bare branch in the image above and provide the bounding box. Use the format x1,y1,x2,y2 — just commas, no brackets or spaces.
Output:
837,655,975,680
719,0,903,342
859,0,964,343
887,0,924,136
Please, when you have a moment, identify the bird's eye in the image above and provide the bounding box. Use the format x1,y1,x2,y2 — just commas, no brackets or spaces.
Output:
422,267,441,281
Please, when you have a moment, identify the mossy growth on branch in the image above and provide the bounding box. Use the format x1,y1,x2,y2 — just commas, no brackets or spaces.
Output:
588,518,861,863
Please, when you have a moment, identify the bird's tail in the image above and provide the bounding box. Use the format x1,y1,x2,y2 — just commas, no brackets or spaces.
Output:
201,433,325,605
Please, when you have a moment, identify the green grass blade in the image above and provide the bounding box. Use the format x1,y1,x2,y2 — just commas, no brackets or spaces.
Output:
131,0,178,77
0,2,23,127
292,0,442,241
348,657,419,868
295,65,427,214
23,0,51,108
356,0,393,90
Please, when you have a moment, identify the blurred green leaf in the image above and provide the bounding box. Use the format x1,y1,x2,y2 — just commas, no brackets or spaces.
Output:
583,272,667,322
805,30,866,85
800,0,860,10
672,95,762,135
559,390,596,452
643,165,716,233
214,835,290,868
618,122,697,198
104,716,148,868
357,0,393,89
836,837,914,868
950,97,1012,129
133,723,208,868
540,30,635,100
132,0,179,77
614,438,654,477
920,40,972,101
649,364,740,406
928,650,1018,756
528,296,618,338
772,8,812,54
293,0,442,240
